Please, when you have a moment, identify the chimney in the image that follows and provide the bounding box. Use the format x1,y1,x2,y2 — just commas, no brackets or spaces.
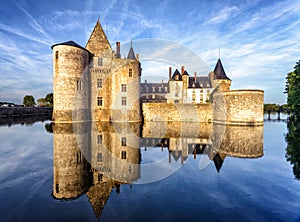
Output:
145,79,147,83
181,66,185,75
194,72,197,82
209,71,214,82
116,42,121,58
136,54,140,61
169,67,172,80
162,80,164,84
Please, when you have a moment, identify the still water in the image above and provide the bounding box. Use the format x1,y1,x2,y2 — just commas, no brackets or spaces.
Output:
0,116,300,222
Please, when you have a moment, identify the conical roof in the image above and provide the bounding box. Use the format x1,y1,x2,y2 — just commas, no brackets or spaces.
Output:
85,20,111,56
214,59,231,80
213,153,224,172
127,41,137,60
51,40,90,53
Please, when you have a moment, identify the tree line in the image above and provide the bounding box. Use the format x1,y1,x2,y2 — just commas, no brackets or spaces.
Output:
285,60,300,118
285,60,300,180
23,93,53,107
264,103,288,113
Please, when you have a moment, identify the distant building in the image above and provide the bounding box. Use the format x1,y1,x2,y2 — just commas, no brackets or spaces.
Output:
140,80,168,103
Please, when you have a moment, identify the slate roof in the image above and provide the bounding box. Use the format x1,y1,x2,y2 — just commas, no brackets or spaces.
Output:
182,70,189,76
140,83,169,93
171,69,182,81
214,59,231,80
213,153,224,172
127,46,136,60
51,40,91,53
188,76,212,88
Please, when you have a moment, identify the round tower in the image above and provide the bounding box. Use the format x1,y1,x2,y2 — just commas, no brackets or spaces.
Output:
51,41,90,122
52,123,92,199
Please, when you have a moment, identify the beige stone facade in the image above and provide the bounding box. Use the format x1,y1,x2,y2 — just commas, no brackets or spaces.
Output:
52,121,141,214
52,21,141,123
52,20,264,125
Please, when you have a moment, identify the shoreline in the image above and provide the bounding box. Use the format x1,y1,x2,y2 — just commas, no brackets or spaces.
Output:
0,107,53,118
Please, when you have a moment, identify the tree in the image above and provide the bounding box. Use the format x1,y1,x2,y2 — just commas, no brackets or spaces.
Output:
37,98,48,107
45,123,53,133
285,60,300,118
23,95,36,107
264,103,280,112
45,93,53,106
285,120,300,180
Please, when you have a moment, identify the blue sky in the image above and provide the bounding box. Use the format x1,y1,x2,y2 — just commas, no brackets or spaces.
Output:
0,0,299,104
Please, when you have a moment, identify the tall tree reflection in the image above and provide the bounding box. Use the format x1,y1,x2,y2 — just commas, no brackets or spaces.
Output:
286,120,300,180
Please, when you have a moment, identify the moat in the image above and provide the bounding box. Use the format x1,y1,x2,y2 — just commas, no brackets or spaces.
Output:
0,115,300,222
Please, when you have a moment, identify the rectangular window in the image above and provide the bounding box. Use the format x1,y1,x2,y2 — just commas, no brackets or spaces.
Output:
55,184,59,193
192,91,196,104
97,97,103,106
77,152,82,163
121,84,126,92
98,173,103,182
200,94,203,103
121,150,127,159
98,58,103,67
129,68,132,77
97,134,102,144
97,153,102,162
122,97,126,106
76,80,82,91
55,51,59,60
152,87,155,92
121,137,126,146
97,78,102,88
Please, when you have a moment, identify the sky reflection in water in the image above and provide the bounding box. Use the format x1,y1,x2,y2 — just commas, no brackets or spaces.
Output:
0,118,299,222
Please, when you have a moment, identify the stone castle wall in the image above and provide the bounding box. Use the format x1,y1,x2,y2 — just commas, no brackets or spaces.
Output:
110,59,141,122
52,45,90,122
212,124,263,158
91,121,141,183
52,123,92,199
213,90,264,125
142,103,213,122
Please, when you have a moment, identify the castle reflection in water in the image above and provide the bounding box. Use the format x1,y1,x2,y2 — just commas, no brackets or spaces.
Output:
52,121,263,217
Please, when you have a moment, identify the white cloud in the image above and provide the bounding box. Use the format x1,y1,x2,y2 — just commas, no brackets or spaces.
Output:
206,6,240,24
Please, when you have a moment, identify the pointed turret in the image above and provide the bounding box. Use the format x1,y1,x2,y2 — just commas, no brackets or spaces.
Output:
212,58,231,91
213,59,231,80
127,40,137,60
85,20,111,56
213,153,225,172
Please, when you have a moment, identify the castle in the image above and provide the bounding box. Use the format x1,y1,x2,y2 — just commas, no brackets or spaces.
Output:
52,120,263,216
52,20,264,125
